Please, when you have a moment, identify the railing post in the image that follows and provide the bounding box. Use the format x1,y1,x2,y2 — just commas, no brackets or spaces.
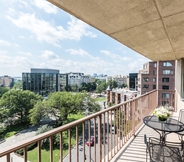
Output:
98,115,102,162
60,131,63,162
50,136,53,162
38,141,41,162
6,153,10,162
132,100,135,136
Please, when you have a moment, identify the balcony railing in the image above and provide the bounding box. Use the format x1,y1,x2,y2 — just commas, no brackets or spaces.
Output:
0,90,160,162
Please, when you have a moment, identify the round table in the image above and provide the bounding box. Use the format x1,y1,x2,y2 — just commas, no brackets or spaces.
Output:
143,115,184,142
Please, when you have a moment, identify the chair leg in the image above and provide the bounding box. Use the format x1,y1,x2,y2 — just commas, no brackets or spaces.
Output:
181,136,184,157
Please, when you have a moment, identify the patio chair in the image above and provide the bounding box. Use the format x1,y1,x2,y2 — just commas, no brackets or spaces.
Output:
177,109,184,152
144,134,183,162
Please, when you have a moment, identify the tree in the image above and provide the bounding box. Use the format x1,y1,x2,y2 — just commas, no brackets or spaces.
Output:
29,91,101,125
47,92,85,124
107,79,118,89
0,86,9,98
13,80,22,90
72,84,78,92
95,81,107,95
29,101,49,125
0,90,42,123
65,85,72,92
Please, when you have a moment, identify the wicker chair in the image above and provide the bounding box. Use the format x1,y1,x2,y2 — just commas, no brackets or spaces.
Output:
175,109,184,158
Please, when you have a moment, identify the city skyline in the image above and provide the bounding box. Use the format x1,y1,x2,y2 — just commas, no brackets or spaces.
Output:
0,0,150,77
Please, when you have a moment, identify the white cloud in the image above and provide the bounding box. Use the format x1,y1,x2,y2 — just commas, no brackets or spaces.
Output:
33,0,58,14
19,51,32,56
0,40,11,46
0,53,34,76
7,13,96,47
100,50,132,61
66,48,100,60
127,58,149,72
41,50,59,59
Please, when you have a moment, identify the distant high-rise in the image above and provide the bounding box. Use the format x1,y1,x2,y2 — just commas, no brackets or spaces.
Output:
0,75,14,88
129,73,138,90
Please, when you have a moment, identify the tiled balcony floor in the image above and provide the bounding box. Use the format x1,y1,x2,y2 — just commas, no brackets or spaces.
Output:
111,118,181,162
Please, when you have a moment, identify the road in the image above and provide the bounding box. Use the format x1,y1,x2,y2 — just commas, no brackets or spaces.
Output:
0,100,110,162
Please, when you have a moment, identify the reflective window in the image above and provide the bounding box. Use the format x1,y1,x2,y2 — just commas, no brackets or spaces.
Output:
163,70,173,75
153,63,157,68
162,78,169,82
162,85,169,90
162,93,169,98
143,78,149,82
153,70,156,75
153,78,156,82
153,85,156,89
143,84,149,89
163,62,172,67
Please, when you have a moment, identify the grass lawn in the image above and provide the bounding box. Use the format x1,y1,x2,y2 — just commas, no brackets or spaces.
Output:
95,97,106,101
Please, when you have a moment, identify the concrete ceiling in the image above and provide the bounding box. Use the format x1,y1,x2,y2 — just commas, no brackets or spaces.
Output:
48,0,184,61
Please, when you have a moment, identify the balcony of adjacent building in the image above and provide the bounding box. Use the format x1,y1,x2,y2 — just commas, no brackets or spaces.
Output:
0,89,181,162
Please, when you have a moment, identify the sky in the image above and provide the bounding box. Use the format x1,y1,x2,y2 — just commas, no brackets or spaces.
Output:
0,0,150,77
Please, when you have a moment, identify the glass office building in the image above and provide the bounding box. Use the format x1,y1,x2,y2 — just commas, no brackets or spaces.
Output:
22,68,59,97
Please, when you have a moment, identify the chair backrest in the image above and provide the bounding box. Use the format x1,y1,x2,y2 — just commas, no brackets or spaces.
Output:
178,109,184,124
144,134,183,162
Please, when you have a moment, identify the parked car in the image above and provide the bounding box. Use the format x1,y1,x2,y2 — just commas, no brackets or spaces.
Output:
86,136,95,146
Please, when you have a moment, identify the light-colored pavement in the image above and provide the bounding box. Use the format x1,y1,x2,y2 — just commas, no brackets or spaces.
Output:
0,119,53,162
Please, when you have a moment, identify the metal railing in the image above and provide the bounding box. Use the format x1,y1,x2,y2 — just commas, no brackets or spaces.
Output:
0,90,158,162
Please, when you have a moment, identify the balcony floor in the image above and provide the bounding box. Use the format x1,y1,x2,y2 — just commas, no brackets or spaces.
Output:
111,114,180,162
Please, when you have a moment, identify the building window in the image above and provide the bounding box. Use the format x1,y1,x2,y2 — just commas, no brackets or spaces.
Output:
143,84,149,89
163,62,172,67
143,78,149,82
153,70,156,75
153,63,157,68
153,78,156,82
162,93,169,98
144,71,148,74
144,64,148,69
162,78,169,82
162,85,169,90
153,85,156,89
163,70,173,75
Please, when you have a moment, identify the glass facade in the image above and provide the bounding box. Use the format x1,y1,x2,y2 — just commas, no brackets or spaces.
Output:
22,70,59,97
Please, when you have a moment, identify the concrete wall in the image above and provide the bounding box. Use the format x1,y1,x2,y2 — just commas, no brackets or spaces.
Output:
175,59,184,114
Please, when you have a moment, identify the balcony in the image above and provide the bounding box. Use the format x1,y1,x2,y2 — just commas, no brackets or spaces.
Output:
0,89,178,162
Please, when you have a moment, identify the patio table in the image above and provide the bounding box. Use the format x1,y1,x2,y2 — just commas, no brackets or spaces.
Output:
143,116,184,161
143,115,184,143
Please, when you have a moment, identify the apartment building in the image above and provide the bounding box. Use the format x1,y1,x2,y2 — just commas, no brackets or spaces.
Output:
0,75,14,88
106,75,129,87
67,72,91,87
137,61,175,106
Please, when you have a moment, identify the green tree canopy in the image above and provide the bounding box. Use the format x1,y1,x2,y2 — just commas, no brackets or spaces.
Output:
0,90,42,123
29,92,101,125
107,79,118,89
95,80,107,95
0,86,9,98
13,80,22,90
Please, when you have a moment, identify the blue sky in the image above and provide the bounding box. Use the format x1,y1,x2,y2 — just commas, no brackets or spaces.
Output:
0,0,150,77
